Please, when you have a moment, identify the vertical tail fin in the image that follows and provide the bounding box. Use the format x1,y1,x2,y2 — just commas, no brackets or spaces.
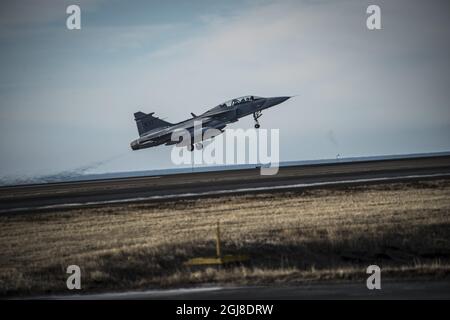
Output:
134,111,172,136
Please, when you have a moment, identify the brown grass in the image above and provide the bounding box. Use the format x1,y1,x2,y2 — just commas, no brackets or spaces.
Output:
1,179,450,296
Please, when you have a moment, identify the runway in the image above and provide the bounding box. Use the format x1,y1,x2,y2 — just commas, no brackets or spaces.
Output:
1,154,450,214
37,280,450,300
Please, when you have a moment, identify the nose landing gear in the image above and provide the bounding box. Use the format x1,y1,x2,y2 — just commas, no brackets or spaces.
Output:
253,111,262,129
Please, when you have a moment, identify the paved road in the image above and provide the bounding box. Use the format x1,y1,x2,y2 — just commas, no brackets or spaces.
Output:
1,155,450,214
39,280,450,300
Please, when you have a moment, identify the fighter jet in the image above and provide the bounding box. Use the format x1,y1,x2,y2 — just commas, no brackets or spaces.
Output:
130,95,290,151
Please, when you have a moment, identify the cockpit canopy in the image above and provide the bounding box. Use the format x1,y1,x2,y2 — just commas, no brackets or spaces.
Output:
219,95,263,108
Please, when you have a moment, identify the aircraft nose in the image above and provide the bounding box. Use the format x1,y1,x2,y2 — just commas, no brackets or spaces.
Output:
273,96,290,104
130,140,140,150
266,96,290,107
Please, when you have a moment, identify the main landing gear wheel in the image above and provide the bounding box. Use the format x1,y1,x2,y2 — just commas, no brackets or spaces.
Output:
254,124,260,129
195,143,203,150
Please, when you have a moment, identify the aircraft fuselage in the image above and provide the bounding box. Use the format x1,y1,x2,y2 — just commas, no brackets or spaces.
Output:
130,95,290,151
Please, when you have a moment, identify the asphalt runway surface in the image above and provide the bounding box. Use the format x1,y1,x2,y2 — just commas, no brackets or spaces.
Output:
39,280,450,300
1,155,450,214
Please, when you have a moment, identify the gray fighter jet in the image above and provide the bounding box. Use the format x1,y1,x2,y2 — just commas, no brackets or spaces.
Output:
130,95,290,151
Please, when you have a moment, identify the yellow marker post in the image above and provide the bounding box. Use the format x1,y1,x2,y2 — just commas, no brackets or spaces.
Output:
216,221,222,260
184,221,249,266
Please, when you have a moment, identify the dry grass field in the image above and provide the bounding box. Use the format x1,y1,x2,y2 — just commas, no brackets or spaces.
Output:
1,179,450,296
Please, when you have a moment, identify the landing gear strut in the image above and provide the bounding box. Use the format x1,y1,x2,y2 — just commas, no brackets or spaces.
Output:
253,111,262,129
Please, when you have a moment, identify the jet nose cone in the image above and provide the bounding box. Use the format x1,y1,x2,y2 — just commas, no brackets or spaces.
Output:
130,140,139,150
274,96,291,104
266,96,290,107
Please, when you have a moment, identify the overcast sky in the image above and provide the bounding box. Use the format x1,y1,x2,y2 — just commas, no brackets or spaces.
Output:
0,0,449,181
